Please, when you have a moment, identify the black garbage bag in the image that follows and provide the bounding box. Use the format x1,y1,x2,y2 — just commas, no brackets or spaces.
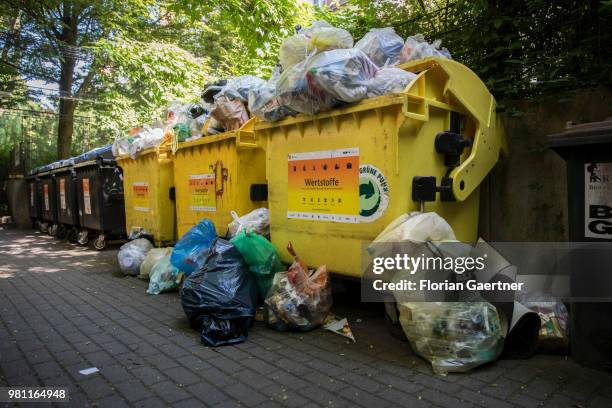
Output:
180,238,257,346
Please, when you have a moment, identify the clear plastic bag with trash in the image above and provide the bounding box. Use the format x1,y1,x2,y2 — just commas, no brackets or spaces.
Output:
275,52,339,116
228,208,270,238
279,20,354,70
264,243,332,331
170,219,217,276
139,247,173,280
518,291,569,353
366,68,417,98
146,255,181,295
216,75,266,103
399,34,452,63
354,27,404,67
248,66,298,122
118,238,153,276
307,48,379,103
398,302,504,375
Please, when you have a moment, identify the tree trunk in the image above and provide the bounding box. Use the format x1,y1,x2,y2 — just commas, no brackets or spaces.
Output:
57,98,76,159
56,6,78,160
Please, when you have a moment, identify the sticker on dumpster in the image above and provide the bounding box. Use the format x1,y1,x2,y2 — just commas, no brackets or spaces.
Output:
359,164,389,222
43,184,50,211
188,174,216,212
82,178,91,215
585,162,612,239
59,179,66,210
30,184,34,207
132,182,150,212
287,148,360,223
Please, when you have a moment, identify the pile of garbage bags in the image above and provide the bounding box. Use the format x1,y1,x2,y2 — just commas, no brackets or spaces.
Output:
248,21,448,121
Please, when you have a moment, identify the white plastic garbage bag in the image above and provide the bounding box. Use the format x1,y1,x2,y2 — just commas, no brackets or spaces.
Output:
366,68,417,98
354,27,404,67
139,247,173,280
228,208,270,238
118,238,153,276
372,212,456,243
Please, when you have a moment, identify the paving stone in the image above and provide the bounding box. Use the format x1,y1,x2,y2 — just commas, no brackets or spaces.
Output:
150,380,190,404
114,379,154,402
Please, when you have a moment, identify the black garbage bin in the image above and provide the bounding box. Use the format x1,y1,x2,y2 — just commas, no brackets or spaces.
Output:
37,164,59,236
549,118,612,371
52,159,80,242
25,169,41,229
73,155,126,250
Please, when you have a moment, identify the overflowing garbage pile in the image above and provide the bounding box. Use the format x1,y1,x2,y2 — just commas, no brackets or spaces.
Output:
112,102,210,158
116,207,330,346
248,21,449,122
370,211,569,374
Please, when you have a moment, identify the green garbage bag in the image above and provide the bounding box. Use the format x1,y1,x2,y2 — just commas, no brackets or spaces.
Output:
230,230,284,298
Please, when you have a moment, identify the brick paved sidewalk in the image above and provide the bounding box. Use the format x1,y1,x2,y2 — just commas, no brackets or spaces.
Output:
1,228,611,408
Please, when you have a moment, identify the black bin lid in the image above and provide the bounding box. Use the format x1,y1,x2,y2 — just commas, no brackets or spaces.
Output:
548,118,612,160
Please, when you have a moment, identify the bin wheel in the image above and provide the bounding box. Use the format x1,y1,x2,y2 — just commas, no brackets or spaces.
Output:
68,229,78,243
56,226,67,239
77,231,89,246
94,235,107,251
48,224,58,236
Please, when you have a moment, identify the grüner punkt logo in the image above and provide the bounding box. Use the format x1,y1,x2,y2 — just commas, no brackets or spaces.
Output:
359,164,389,222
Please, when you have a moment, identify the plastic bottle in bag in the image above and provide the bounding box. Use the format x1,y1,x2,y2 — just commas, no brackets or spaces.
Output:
354,27,404,67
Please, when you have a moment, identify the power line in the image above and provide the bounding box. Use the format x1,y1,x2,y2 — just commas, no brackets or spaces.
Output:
0,107,94,119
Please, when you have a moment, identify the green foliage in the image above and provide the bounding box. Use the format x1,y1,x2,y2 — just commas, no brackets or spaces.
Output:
325,0,612,101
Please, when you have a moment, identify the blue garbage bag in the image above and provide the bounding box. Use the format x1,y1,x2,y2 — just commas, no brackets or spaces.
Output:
170,219,217,276
180,239,257,346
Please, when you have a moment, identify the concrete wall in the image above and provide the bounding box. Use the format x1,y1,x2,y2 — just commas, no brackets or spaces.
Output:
479,86,612,241
6,178,31,228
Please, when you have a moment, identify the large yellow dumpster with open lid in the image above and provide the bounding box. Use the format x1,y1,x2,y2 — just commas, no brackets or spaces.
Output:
116,142,175,246
254,57,506,278
172,117,268,238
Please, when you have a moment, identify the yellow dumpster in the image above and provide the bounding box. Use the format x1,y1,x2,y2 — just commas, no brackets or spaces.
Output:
116,143,175,246
255,57,505,278
172,117,268,238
